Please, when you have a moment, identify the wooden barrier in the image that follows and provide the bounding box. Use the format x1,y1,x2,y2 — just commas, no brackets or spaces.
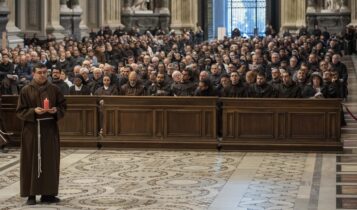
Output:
221,98,342,151
1,96,342,151
99,96,217,148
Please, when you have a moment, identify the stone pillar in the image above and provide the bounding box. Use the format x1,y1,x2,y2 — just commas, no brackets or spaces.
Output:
6,0,23,48
280,0,306,33
79,0,89,37
0,0,9,48
122,0,133,14
350,0,357,26
60,0,82,40
46,0,66,40
99,0,124,29
71,0,82,40
306,0,316,13
171,0,198,31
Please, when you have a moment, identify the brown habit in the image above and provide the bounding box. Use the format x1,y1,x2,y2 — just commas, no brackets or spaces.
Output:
16,81,66,197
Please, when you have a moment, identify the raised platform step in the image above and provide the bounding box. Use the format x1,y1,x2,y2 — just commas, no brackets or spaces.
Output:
337,197,357,209
337,174,357,182
337,156,357,162
342,128,357,134
343,143,357,148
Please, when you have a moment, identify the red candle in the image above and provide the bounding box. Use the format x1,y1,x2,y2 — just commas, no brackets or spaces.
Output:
43,98,50,110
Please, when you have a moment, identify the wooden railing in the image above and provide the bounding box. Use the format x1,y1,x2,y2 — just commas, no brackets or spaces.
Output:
1,96,342,151
221,98,342,151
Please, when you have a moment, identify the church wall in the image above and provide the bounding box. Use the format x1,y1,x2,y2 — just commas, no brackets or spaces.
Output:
2,0,357,43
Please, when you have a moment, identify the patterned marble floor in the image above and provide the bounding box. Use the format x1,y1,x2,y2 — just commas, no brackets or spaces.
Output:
0,149,335,210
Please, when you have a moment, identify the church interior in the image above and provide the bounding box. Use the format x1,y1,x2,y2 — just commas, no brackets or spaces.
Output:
0,0,357,209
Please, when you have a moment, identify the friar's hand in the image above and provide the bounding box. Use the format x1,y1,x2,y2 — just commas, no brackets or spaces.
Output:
47,107,57,114
34,107,46,115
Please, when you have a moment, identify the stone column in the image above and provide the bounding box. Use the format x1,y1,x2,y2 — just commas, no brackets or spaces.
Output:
350,0,357,25
171,0,198,31
71,0,82,40
280,0,306,33
306,0,316,13
99,0,124,29
6,0,23,47
46,0,66,39
60,0,82,40
0,0,9,48
79,0,89,37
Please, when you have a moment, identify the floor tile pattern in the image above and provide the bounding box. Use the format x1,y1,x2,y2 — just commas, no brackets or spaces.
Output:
0,150,244,210
237,153,307,210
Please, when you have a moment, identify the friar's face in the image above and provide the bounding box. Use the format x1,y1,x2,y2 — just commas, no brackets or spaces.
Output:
33,67,48,85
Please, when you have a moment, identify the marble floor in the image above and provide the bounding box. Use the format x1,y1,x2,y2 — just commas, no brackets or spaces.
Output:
0,149,336,210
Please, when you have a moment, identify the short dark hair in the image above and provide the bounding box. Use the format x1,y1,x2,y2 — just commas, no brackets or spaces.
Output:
52,68,62,73
32,63,47,73
256,71,266,78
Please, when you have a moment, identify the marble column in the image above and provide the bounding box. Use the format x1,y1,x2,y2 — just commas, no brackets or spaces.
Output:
171,0,198,31
71,0,82,40
79,0,89,37
99,0,124,29
306,0,316,13
46,0,66,39
0,0,9,48
280,0,306,33
6,0,23,47
350,0,357,25
60,0,82,40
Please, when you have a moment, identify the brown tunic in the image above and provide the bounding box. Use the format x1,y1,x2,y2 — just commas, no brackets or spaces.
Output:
16,80,66,197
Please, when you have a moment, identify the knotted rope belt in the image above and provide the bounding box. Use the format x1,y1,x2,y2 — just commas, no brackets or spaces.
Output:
36,118,54,178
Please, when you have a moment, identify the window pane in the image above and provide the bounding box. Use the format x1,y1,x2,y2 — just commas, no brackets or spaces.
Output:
227,0,266,37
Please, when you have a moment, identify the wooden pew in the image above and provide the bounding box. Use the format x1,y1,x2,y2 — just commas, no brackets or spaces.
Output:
99,96,217,149
220,98,342,151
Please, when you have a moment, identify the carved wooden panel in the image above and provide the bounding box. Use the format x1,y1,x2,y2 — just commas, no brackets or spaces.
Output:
221,98,342,151
289,113,325,139
117,110,153,136
237,112,274,138
166,110,202,137
59,110,83,135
